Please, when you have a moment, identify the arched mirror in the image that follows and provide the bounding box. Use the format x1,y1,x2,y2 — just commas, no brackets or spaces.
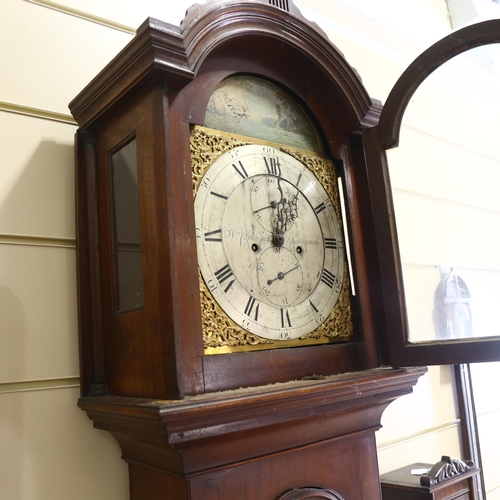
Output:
377,20,500,366
389,44,500,344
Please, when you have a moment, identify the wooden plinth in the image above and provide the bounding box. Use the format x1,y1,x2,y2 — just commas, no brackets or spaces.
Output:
79,367,426,499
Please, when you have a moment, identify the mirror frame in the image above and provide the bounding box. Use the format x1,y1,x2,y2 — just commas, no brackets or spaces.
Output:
375,20,500,367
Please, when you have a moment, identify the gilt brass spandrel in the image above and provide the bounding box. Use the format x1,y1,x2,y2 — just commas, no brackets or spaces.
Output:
200,271,274,350
191,127,251,195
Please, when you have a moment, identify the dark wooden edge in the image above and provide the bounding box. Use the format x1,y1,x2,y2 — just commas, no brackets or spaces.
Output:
391,339,500,369
378,19,500,149
179,0,375,128
360,127,406,366
345,132,384,367
180,0,306,28
75,130,107,397
454,365,486,500
277,487,345,500
375,23,500,365
365,138,500,366
202,343,367,392
78,367,426,474
160,90,206,398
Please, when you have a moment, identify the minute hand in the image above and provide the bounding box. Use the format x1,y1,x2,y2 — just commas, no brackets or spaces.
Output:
267,264,300,286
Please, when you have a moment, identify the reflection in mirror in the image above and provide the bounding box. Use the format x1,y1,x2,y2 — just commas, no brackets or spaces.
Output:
386,44,500,343
433,269,473,339
110,138,144,312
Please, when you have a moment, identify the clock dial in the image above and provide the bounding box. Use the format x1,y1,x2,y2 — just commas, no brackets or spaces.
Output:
195,144,344,341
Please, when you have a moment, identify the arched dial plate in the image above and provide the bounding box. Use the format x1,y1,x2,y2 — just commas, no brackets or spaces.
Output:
195,144,345,341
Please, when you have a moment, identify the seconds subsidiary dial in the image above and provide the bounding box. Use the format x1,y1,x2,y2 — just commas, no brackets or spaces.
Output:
194,144,345,341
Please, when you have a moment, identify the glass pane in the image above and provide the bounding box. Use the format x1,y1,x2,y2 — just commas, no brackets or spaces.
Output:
387,45,500,343
110,138,144,312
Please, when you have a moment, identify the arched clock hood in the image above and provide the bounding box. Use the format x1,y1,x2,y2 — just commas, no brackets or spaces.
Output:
70,0,388,401
70,0,381,135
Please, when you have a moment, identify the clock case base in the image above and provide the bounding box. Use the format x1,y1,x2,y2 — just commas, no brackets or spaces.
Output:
80,367,426,500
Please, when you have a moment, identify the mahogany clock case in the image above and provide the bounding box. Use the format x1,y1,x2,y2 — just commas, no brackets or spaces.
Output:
70,0,385,400
70,0,500,402
67,3,500,500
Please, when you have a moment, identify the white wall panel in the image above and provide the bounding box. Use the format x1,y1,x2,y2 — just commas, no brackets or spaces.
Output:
470,362,500,497
0,0,132,113
377,424,462,475
51,0,195,30
0,112,76,239
377,366,458,444
296,0,450,103
0,387,128,500
377,366,461,478
296,3,418,102
470,362,500,414
394,191,500,269
0,244,78,383
388,128,500,213
476,410,500,495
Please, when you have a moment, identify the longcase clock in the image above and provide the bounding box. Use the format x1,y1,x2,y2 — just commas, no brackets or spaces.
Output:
69,1,500,498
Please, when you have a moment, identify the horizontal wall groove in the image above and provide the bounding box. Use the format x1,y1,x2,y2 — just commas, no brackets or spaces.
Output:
476,406,500,419
487,483,500,495
0,377,80,394
402,124,500,165
376,419,460,451
402,262,500,275
0,100,76,124
25,0,136,34
0,233,76,248
392,186,500,216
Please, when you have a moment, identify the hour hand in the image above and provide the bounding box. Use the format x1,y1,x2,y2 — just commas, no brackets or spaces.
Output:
253,201,277,214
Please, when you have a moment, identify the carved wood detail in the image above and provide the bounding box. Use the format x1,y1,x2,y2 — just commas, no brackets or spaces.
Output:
420,456,475,487
277,487,345,499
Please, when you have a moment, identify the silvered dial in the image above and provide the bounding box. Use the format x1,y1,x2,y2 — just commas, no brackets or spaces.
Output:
194,144,344,340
